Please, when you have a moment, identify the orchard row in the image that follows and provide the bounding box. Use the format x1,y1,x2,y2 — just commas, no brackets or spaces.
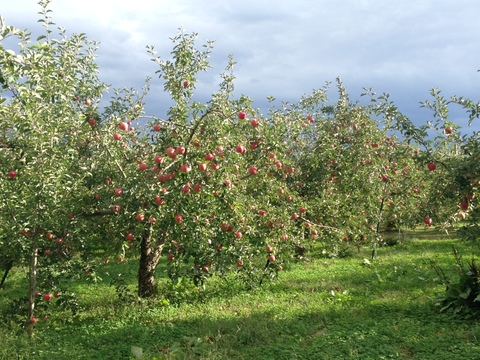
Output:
1,4,479,336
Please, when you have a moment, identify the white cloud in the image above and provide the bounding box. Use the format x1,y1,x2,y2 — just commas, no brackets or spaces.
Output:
2,0,480,125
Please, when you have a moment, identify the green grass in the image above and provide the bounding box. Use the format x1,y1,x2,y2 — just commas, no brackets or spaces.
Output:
1,237,479,359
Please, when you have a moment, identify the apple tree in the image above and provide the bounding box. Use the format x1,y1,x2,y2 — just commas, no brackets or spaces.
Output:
0,3,106,335
76,30,319,298
289,81,447,257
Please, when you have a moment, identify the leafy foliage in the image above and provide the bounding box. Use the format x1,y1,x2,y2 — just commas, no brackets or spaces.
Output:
433,247,480,316
3,0,480,335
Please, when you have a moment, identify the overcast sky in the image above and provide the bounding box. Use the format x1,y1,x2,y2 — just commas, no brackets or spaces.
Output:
3,0,480,129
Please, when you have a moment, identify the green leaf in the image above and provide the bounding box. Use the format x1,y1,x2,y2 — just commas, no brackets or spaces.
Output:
459,287,471,299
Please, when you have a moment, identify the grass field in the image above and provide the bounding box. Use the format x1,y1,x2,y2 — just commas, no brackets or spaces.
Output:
1,234,479,359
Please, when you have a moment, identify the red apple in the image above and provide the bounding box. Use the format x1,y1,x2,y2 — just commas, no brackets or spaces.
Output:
268,254,276,262
166,147,177,159
445,127,453,134
280,234,288,241
183,80,189,88
154,155,163,164
424,216,432,226
249,167,258,175
114,188,123,196
43,293,52,302
299,207,307,214
176,146,186,155
138,163,148,171
238,111,246,120
458,212,466,220
136,213,145,222
167,253,175,261
84,98,91,106
181,184,190,194
427,162,436,171
125,233,134,241
250,118,259,127
111,204,121,213
205,153,215,161
174,213,182,224
236,145,246,154
198,163,208,171
44,249,51,256
20,230,31,237
119,122,128,131
193,184,202,193
88,119,97,126
460,200,469,211
258,209,266,216
211,163,220,170
234,231,243,239
153,124,162,131
154,195,165,206
236,259,244,267
180,164,191,173
291,213,299,220
8,170,17,179
266,244,273,253
113,133,122,141
54,291,59,298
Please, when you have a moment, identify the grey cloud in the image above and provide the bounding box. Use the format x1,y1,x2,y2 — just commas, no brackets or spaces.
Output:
2,0,480,128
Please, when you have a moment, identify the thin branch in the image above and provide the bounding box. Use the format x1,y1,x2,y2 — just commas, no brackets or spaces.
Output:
300,217,340,232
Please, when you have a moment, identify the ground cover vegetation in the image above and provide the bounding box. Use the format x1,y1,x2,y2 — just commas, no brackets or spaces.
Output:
1,2,480,358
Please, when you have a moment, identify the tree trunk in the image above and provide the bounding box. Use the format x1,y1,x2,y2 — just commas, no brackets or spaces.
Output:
372,183,387,260
26,243,38,338
0,260,13,289
138,226,163,298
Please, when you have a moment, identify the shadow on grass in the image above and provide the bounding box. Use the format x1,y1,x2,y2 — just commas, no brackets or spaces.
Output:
12,291,480,360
